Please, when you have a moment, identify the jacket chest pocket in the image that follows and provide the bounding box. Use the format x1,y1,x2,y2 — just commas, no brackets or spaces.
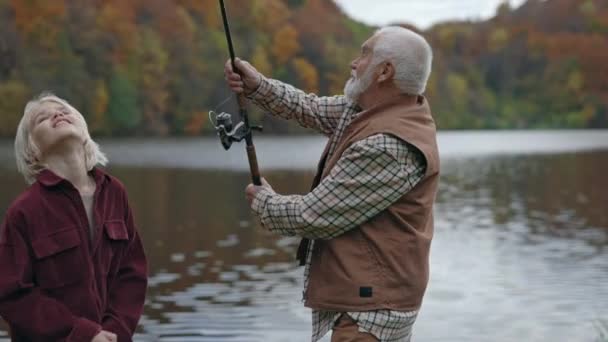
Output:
31,227,85,289
101,220,129,274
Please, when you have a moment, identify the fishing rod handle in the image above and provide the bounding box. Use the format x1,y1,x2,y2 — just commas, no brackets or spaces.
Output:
246,144,262,185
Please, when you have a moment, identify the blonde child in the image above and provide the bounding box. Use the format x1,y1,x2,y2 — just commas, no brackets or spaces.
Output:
0,93,148,342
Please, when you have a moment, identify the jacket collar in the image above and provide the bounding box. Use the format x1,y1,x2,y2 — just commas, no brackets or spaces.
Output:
37,167,109,188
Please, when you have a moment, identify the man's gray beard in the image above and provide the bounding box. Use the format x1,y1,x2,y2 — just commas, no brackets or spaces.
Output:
344,70,374,103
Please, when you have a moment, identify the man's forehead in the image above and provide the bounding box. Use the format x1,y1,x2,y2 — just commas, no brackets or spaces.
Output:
362,34,380,49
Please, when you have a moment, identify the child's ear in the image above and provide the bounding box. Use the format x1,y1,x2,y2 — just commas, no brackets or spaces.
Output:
26,154,39,165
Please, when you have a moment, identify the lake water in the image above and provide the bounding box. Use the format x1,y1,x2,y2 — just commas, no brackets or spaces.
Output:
1,130,607,342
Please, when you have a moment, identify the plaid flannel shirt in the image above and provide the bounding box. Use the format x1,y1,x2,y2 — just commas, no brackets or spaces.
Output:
248,77,425,341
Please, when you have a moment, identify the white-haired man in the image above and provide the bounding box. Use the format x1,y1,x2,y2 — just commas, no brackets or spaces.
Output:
225,26,439,341
0,94,148,342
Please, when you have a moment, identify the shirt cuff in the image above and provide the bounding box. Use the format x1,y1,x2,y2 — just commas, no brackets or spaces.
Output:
102,317,131,342
251,187,275,216
246,76,273,101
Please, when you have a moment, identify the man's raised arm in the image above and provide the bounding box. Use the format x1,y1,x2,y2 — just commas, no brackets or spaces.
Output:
225,58,349,136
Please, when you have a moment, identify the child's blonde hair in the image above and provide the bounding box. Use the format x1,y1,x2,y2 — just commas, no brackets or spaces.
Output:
14,93,108,184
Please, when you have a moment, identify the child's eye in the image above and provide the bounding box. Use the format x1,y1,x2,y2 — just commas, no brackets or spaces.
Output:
36,114,49,124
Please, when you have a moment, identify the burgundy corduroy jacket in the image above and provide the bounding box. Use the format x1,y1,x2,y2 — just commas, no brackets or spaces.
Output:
0,168,148,342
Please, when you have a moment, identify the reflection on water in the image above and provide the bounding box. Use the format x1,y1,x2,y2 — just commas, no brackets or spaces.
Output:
1,132,607,341
420,152,608,342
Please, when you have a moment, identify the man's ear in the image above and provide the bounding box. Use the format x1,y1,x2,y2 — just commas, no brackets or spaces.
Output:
377,62,395,83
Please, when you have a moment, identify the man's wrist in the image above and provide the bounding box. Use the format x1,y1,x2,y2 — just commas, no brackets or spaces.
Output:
251,187,274,215
246,75,270,100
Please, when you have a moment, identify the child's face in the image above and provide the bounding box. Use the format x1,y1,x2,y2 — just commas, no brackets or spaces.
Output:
29,100,87,157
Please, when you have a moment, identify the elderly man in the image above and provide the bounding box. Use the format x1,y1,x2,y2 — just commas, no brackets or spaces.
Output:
225,26,438,342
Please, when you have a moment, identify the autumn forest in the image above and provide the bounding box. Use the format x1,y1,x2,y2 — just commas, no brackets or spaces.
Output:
0,0,606,137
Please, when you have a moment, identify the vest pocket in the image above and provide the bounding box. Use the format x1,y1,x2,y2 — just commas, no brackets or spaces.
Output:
31,227,85,288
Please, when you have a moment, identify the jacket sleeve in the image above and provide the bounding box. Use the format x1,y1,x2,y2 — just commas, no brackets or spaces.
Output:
0,211,101,341
101,192,148,342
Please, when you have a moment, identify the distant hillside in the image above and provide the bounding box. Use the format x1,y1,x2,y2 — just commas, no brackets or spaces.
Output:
0,0,605,137
424,0,608,129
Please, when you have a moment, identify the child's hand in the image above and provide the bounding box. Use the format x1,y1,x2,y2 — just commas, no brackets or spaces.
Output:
91,330,117,342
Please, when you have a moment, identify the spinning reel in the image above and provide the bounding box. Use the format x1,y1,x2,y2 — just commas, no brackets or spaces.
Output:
208,111,262,150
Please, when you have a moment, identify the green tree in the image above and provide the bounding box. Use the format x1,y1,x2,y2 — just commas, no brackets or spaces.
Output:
107,68,140,134
137,28,169,135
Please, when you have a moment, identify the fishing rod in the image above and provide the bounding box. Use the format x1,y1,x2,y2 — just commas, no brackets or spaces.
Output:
209,0,262,185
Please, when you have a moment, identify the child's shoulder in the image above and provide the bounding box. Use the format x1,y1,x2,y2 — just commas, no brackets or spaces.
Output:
96,168,127,193
3,184,43,222
106,174,126,192
96,169,134,205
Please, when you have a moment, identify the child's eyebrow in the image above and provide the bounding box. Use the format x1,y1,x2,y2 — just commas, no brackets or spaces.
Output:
32,105,54,122
33,110,48,122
